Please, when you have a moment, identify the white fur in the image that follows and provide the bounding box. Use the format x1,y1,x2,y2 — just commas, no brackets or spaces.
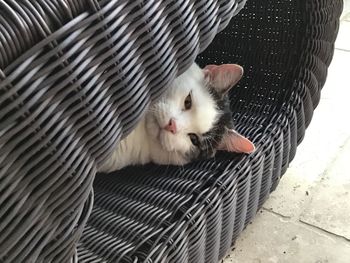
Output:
99,63,220,173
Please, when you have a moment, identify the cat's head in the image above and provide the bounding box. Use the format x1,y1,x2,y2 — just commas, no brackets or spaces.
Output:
145,63,255,165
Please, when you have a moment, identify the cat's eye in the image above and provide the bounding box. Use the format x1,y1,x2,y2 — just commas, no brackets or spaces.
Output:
188,133,199,146
184,92,192,110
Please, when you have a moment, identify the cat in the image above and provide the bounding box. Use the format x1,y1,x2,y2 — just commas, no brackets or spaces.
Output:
99,63,255,173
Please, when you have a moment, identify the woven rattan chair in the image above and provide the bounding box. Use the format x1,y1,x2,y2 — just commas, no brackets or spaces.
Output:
0,0,343,262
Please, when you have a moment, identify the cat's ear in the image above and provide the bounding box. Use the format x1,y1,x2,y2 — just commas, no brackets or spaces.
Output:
203,64,243,95
218,129,255,154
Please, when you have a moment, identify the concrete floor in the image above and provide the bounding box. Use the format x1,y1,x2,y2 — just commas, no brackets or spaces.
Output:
223,3,350,263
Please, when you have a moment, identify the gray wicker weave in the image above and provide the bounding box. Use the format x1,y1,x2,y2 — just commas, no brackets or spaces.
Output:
0,0,343,262
0,0,246,262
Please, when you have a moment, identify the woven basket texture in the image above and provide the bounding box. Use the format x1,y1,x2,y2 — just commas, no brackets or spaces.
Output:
0,0,343,262
0,0,245,262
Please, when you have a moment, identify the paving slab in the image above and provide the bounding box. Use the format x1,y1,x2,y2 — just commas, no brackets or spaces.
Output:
224,211,350,263
335,21,350,51
341,0,350,22
300,138,350,240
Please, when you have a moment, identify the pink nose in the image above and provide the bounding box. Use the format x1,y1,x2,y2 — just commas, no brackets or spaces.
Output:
164,118,177,134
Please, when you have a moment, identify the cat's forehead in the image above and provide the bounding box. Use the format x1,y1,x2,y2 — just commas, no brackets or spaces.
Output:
176,67,220,134
172,65,205,93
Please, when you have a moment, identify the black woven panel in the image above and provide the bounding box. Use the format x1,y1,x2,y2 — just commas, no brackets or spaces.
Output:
0,0,245,262
78,0,342,262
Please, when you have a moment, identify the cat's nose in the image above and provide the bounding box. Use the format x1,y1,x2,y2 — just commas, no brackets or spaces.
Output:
164,118,177,134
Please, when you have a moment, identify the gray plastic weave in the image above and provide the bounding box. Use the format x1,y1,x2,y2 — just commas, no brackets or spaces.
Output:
0,0,246,262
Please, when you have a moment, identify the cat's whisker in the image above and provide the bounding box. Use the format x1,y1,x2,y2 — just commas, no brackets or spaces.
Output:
146,108,159,114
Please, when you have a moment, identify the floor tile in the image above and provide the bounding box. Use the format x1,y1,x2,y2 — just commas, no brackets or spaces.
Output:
263,168,313,218
224,211,350,263
335,21,350,51
300,138,350,240
342,13,350,22
341,0,350,21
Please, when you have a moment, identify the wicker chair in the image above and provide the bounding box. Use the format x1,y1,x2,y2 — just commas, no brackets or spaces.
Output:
0,0,342,262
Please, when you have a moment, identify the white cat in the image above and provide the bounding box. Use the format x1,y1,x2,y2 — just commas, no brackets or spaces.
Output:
99,63,255,173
